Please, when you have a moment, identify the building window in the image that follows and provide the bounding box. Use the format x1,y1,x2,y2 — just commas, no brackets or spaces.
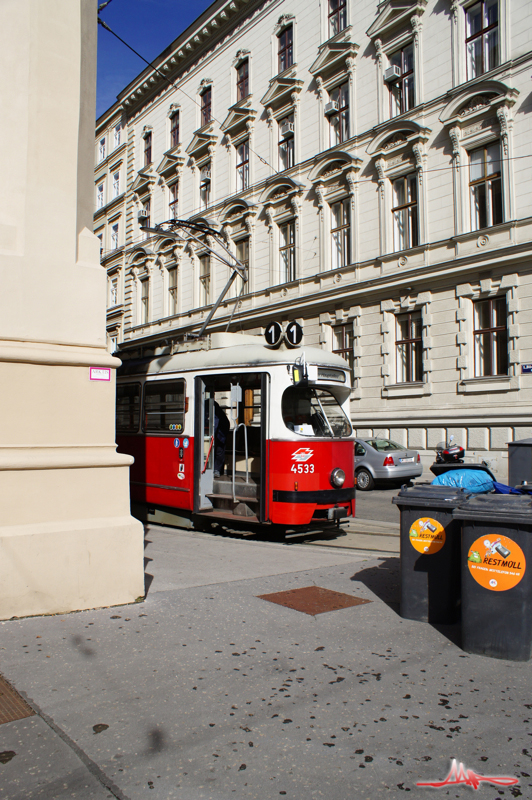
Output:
473,296,508,376
469,142,502,230
331,199,350,270
278,116,295,171
168,267,178,316
200,165,211,210
144,131,152,166
109,334,118,354
109,276,118,307
113,124,121,149
328,0,347,38
199,254,210,305
236,60,249,102
96,183,104,209
112,171,120,198
329,82,349,146
396,311,422,383
236,238,249,271
201,87,212,127
140,278,149,324
97,232,103,257
169,182,178,218
389,44,414,117
98,137,106,162
170,112,180,148
279,221,296,283
236,140,249,192
466,0,498,80
111,222,119,250
142,199,151,238
332,324,353,375
278,25,293,73
392,173,418,251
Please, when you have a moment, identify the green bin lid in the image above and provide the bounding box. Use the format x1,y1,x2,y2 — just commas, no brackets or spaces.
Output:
452,493,532,525
392,484,470,509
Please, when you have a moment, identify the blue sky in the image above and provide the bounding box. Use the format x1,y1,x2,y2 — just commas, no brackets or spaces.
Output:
97,0,215,118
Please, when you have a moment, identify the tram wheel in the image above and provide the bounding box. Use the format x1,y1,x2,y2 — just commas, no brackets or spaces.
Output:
356,468,374,491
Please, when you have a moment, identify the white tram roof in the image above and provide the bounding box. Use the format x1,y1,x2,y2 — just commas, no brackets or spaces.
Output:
119,332,349,376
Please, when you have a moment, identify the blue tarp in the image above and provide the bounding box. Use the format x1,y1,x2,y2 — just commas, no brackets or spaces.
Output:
431,469,494,493
492,481,522,494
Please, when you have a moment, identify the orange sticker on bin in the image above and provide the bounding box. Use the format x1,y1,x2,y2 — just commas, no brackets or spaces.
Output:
409,517,446,554
467,534,526,591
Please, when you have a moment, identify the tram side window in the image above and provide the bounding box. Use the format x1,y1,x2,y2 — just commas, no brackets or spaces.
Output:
116,384,141,432
144,379,186,433
282,386,352,437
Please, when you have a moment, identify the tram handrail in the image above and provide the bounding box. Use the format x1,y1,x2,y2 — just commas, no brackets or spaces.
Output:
202,435,214,474
232,423,249,501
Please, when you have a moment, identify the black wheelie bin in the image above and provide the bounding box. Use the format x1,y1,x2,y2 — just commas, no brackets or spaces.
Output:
393,485,471,623
453,493,532,661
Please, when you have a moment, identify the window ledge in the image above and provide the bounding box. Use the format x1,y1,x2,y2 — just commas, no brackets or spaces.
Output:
382,382,430,398
458,376,518,393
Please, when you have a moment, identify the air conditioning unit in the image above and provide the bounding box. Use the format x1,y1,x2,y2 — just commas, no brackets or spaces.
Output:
201,168,211,180
384,65,401,82
137,208,149,219
324,100,339,115
280,121,294,137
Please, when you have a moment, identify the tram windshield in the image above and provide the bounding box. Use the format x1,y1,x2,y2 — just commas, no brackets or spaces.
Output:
282,386,352,438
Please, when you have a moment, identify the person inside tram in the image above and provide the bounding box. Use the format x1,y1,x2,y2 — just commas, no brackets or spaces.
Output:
213,401,230,477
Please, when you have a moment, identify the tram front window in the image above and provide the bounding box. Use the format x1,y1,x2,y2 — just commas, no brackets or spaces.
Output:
282,386,351,437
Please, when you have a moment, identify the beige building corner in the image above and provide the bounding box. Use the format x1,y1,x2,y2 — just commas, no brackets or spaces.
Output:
0,0,144,619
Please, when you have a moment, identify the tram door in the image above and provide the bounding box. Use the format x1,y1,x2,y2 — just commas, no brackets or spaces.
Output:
196,380,215,511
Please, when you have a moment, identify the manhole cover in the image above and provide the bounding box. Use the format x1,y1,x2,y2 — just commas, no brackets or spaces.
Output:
257,586,372,615
0,675,34,726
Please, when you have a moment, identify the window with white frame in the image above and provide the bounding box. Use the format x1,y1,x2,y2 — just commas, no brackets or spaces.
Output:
169,182,178,218
200,164,211,210
328,0,347,38
111,222,119,250
469,141,502,230
329,82,349,146
109,276,118,307
96,182,104,209
236,59,249,102
332,323,353,376
144,131,152,166
388,44,415,118
141,199,151,239
279,221,296,283
236,140,249,192
108,333,118,354
199,254,210,305
236,238,249,271
278,25,293,73
168,266,178,316
112,171,120,198
331,199,350,270
170,111,180,149
466,0,498,80
98,137,106,162
392,173,418,251
97,232,103,257
278,116,295,171
113,124,121,149
395,311,422,383
140,277,150,324
201,87,212,127
473,296,508,376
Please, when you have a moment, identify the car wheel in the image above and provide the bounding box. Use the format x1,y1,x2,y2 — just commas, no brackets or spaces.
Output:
356,468,374,491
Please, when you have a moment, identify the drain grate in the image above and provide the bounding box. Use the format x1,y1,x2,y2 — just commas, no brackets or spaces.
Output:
257,586,372,615
0,675,35,726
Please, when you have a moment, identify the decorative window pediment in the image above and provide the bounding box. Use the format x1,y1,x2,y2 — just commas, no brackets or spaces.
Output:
260,72,303,111
439,80,518,128
366,0,427,40
185,125,217,160
308,152,361,205
309,27,358,86
156,150,185,182
259,176,304,207
367,119,430,160
220,100,257,138
130,167,156,195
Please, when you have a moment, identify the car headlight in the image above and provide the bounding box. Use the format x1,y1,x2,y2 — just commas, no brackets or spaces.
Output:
330,468,345,488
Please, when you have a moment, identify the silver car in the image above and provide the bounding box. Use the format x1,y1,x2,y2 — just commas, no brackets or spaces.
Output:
355,437,423,491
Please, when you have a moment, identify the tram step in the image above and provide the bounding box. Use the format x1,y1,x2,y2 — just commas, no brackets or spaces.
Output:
212,479,258,500
207,493,258,504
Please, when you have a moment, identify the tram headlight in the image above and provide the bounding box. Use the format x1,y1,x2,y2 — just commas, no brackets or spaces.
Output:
330,468,345,488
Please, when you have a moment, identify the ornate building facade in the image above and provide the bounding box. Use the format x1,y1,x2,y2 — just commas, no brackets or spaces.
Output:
95,0,532,478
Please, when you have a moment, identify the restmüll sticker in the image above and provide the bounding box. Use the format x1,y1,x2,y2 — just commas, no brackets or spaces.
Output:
409,517,446,554
467,535,526,591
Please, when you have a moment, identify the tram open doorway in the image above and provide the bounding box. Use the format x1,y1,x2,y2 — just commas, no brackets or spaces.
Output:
194,373,268,526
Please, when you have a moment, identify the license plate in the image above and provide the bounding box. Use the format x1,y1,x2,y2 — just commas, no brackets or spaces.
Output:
400,457,414,463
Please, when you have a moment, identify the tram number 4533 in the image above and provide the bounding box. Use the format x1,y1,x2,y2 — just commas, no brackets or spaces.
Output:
291,463,315,473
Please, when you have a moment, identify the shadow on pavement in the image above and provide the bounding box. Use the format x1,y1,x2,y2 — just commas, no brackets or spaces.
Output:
350,557,400,613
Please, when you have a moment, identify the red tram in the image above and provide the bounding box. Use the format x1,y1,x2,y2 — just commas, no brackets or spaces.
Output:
116,331,355,532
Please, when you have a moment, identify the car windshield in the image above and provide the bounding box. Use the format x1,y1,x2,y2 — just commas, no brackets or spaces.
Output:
366,438,404,452
282,386,351,438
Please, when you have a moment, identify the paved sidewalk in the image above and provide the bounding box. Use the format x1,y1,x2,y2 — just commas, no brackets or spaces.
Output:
0,526,530,799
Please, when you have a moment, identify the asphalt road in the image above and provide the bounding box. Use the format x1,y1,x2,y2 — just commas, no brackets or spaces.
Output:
354,483,403,524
